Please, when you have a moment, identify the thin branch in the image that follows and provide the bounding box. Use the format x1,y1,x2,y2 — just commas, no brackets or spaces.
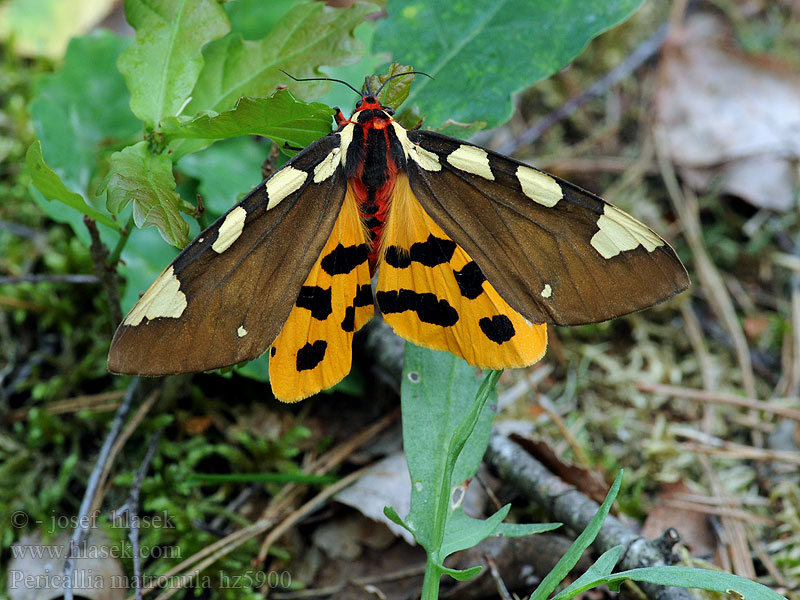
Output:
85,216,123,327
485,433,693,600
64,378,140,600
118,429,163,600
0,274,100,285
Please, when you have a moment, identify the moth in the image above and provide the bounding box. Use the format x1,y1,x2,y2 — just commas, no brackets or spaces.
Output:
108,73,689,402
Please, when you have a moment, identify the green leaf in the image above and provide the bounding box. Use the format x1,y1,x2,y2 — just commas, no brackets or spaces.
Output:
26,141,120,230
400,347,495,529
441,506,510,557
529,471,623,600
0,0,116,59
551,545,624,600
186,1,370,113
439,565,482,582
29,31,140,202
162,91,335,155
552,565,787,600
118,0,230,126
225,0,304,40
365,63,416,109
103,142,190,248
375,0,645,129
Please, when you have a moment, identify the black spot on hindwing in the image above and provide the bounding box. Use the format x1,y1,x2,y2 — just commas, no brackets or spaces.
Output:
479,315,515,344
384,235,457,270
341,306,355,332
296,341,327,371
454,261,486,299
295,286,332,320
320,243,369,275
354,284,373,307
376,289,459,327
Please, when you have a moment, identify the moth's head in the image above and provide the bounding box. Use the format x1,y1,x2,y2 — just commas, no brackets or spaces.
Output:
353,95,394,118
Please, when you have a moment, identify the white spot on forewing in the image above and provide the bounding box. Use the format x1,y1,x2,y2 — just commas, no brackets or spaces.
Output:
517,165,562,207
266,166,307,209
212,206,246,253
123,266,187,326
313,148,340,183
237,326,247,337
446,145,493,180
541,283,552,298
391,122,441,171
590,204,665,259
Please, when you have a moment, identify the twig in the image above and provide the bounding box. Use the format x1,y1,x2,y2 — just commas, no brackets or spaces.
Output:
0,274,100,285
84,216,123,327
3,390,125,423
484,554,514,600
636,382,800,422
486,433,693,600
64,378,140,600
89,389,161,517
497,24,669,155
117,429,163,600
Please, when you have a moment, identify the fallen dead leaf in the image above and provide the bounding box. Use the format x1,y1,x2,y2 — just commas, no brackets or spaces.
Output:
656,12,800,211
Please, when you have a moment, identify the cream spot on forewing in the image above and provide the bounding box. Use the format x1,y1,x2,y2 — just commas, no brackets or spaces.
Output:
541,283,552,298
590,204,665,259
517,165,562,207
212,206,247,253
314,147,340,183
391,122,441,171
337,124,354,168
446,145,494,180
266,166,307,209
123,266,187,326
237,326,247,337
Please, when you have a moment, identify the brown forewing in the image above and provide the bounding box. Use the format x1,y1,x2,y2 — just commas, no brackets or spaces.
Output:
406,130,689,326
108,134,347,375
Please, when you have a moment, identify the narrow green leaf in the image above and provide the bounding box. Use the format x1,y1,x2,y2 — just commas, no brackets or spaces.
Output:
494,522,562,538
439,564,482,582
103,142,190,248
552,546,625,600
26,141,120,230
529,471,623,600
375,0,644,129
118,0,230,126
186,1,369,113
162,91,334,154
441,505,510,557
553,565,786,600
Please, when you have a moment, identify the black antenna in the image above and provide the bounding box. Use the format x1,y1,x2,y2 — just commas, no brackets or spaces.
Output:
279,69,362,98
374,71,432,98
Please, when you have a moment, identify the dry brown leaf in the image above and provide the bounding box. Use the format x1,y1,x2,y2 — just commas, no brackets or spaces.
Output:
656,13,800,211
